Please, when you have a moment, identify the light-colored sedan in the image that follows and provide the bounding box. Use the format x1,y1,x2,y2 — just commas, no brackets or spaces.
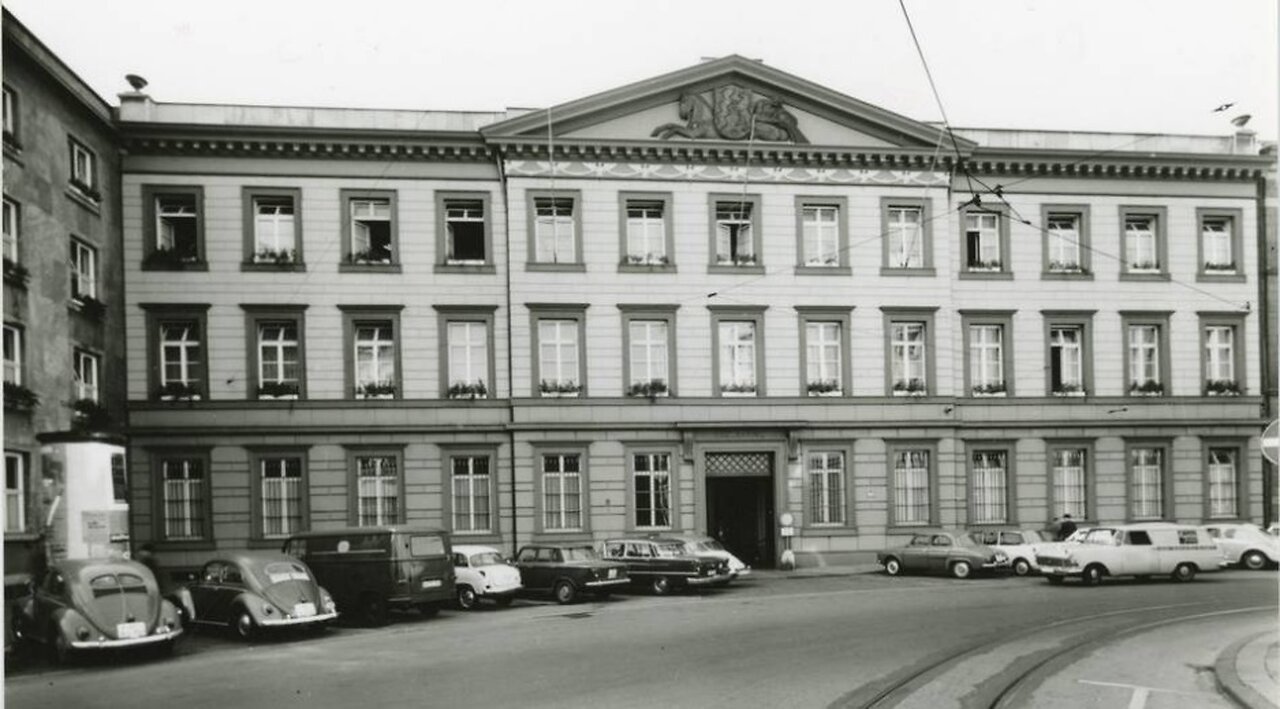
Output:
968,529,1053,576
1203,523,1279,570
451,545,522,610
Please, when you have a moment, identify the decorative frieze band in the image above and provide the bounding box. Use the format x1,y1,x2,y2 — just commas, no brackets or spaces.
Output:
504,160,950,186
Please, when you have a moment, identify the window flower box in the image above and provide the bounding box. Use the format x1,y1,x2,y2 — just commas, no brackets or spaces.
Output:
448,381,488,400
971,382,1007,397
1128,380,1164,396
623,254,670,267
892,378,927,396
348,249,392,265
75,295,107,321
539,379,581,398
1126,261,1158,272
3,258,28,288
71,398,112,431
356,381,396,399
715,254,757,266
1204,379,1241,396
69,177,101,202
1203,261,1237,272
806,379,841,396
1052,383,1086,397
254,248,297,267
720,382,757,396
156,381,202,401
627,379,668,400
257,381,300,399
1047,261,1086,274
144,247,201,270
3,381,38,413
968,259,1002,271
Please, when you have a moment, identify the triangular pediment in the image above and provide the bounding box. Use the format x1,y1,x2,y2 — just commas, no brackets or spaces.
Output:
482,55,973,152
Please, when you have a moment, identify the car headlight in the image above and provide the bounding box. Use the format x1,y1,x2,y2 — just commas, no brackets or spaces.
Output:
76,626,91,641
262,603,275,615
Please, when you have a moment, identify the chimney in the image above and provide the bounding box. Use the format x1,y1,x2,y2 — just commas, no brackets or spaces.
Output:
116,74,155,121
1233,128,1257,155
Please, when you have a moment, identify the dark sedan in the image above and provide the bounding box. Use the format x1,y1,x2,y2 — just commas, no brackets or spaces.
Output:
601,538,731,594
170,553,337,640
876,531,1009,579
513,544,629,604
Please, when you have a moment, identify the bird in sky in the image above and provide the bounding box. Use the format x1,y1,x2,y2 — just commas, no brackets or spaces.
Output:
1212,102,1235,112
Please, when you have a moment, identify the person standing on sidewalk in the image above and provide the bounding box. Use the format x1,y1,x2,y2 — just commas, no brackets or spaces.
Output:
1057,514,1078,541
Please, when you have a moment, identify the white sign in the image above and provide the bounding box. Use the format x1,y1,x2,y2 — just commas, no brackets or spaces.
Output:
1263,419,1280,465
780,526,795,538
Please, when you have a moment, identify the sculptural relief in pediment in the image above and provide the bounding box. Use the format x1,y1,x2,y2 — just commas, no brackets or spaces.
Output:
650,84,808,144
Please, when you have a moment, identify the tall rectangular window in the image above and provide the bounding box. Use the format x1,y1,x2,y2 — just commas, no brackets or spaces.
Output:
162,458,205,540
157,194,200,262
628,320,669,394
1051,448,1088,519
1127,324,1162,394
354,321,396,399
537,319,581,396
890,322,927,395
445,199,486,264
542,454,582,531
534,197,576,263
253,196,296,262
258,321,300,399
2,85,16,146
1201,216,1234,272
970,450,1008,524
718,321,757,396
69,138,97,196
447,321,489,398
633,453,671,529
1130,447,1164,520
1204,325,1236,394
74,350,100,402
802,205,840,267
1049,325,1084,395
451,455,491,533
968,325,1005,396
5,452,24,532
714,202,755,265
1206,448,1237,519
160,321,202,396
350,198,393,264
70,239,97,301
626,200,667,265
886,206,924,268
260,457,303,538
4,324,21,385
893,449,931,525
3,196,18,263
1046,214,1082,272
1123,215,1158,272
806,322,842,396
808,451,845,525
356,455,399,526
964,212,1002,271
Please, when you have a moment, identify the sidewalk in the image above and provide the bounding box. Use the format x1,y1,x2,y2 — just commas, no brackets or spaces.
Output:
748,562,881,580
1217,630,1280,709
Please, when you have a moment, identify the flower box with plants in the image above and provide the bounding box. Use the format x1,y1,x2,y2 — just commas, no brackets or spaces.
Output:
1126,261,1158,272
348,249,393,265
1047,261,1086,274
1052,383,1086,397
971,382,1007,397
623,254,670,267
144,247,201,270
539,379,581,397
720,382,757,396
4,381,38,413
258,381,301,399
356,381,396,399
156,381,202,401
627,379,668,400
69,178,102,203
892,378,927,396
74,295,107,320
806,379,841,396
71,399,112,431
1203,261,1237,273
716,253,757,266
1128,380,1164,396
254,247,297,267
448,381,488,400
968,259,1003,272
3,258,29,288
1204,379,1241,396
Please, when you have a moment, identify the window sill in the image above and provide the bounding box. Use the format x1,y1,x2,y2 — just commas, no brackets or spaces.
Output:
526,262,586,273
958,271,1014,281
3,141,23,166
879,267,936,277
1041,271,1094,281
1119,272,1171,282
795,265,851,276
339,263,402,274
242,262,306,273
707,264,765,275
142,260,208,272
618,263,677,274
1196,272,1247,284
435,263,497,275
65,187,102,215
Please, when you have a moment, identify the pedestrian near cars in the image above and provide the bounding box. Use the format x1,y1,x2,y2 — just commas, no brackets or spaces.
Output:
1057,514,1078,541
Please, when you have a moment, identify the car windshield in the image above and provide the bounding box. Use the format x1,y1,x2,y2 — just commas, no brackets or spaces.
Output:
655,543,686,557
561,547,599,562
469,552,506,566
263,562,311,584
696,540,725,552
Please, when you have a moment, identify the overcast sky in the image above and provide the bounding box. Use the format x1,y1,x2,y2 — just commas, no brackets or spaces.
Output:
7,0,1277,139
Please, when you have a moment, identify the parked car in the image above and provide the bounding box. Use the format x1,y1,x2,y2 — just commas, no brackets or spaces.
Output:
513,544,629,604
967,529,1052,576
13,559,182,664
283,526,454,626
169,553,337,640
4,573,31,660
876,531,1008,579
1203,523,1279,570
451,545,522,610
1035,523,1222,585
600,537,733,594
658,533,751,584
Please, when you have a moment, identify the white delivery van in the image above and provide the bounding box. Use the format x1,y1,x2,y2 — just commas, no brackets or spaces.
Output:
1034,523,1222,586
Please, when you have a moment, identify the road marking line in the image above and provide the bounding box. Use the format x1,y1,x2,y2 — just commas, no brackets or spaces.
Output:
1079,678,1222,698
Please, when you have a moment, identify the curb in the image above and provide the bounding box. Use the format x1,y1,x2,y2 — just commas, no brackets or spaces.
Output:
1215,630,1278,709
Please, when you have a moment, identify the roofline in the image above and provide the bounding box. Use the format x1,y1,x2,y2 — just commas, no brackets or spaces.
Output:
126,98,507,117
2,7,114,128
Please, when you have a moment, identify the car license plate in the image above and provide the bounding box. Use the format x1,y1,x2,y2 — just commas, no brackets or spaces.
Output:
116,622,146,639
607,568,617,579
293,603,316,618
421,579,442,589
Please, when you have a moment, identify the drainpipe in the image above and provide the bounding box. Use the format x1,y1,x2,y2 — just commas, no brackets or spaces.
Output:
1256,173,1274,527
492,144,518,557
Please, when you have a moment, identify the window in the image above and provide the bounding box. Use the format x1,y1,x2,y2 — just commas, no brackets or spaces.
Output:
622,196,670,267
886,317,930,397
531,193,579,265
633,452,671,529
142,186,205,268
341,190,398,267
248,190,299,265
256,454,305,539
881,198,932,273
256,320,301,399
439,194,491,267
714,200,757,266
5,452,24,532
542,453,583,531
70,238,97,301
451,455,492,533
961,206,1008,275
718,321,758,396
160,456,207,541
1048,446,1089,519
355,454,400,526
2,85,17,147
74,350,100,402
3,324,21,384
529,304,587,397
891,447,933,526
1119,207,1167,278
620,305,677,398
435,305,496,400
807,322,842,396
3,196,18,263
1044,311,1093,396
354,321,396,398
969,449,1010,524
69,138,98,197
1128,445,1167,520
159,321,203,398
1197,208,1243,279
962,312,1013,397
1200,315,1245,396
807,451,845,525
796,198,847,270
1206,447,1238,519
1042,207,1089,275
1122,312,1170,396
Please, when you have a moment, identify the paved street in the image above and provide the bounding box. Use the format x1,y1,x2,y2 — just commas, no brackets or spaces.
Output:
5,570,1276,709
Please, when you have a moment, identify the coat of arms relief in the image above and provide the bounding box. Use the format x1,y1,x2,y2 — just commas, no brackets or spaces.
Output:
650,85,809,144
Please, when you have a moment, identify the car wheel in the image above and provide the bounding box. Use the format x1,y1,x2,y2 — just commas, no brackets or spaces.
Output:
1081,564,1105,586
553,580,578,605
1012,558,1031,577
494,596,515,608
651,576,672,595
950,561,973,580
1171,562,1197,583
232,608,256,641
884,557,903,576
361,594,388,627
1045,575,1064,585
1242,550,1269,571
456,585,478,611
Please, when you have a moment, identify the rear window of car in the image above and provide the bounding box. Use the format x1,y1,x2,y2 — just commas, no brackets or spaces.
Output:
89,573,147,596
264,562,311,584
409,535,446,557
469,552,504,566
